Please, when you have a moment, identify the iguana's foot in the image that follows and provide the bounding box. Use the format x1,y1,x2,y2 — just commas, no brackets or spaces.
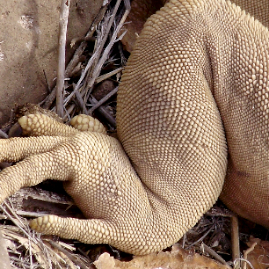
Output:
0,113,170,255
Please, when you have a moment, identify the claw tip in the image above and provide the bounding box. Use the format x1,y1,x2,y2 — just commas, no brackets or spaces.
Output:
18,116,28,129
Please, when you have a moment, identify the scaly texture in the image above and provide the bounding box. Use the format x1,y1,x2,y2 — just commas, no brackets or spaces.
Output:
0,0,269,255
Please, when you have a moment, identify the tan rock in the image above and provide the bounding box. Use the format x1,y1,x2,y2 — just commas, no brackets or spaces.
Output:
0,0,102,126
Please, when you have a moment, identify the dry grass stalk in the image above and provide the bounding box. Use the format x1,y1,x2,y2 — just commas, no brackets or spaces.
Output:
56,0,71,118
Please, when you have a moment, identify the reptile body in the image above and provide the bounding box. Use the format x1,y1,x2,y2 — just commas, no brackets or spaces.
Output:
119,0,269,228
0,0,269,255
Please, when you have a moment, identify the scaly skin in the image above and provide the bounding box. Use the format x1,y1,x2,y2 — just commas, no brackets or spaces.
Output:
0,0,269,254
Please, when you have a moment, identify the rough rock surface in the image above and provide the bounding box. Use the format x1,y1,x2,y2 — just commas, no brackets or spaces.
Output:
0,0,102,126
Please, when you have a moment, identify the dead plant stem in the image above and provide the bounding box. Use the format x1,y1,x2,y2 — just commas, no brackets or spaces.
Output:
56,0,71,117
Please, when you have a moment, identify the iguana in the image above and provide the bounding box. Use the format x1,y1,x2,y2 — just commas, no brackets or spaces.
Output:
0,0,269,255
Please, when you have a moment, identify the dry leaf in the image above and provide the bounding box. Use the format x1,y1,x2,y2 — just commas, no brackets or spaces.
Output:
93,244,230,269
243,237,269,269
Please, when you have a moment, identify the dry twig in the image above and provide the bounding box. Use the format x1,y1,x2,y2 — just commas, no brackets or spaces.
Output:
242,242,257,269
200,242,232,268
62,0,130,122
231,215,240,264
95,67,123,84
0,129,8,139
89,96,116,127
56,0,71,117
48,239,90,269
89,86,118,114
42,3,109,109
62,0,123,106
82,0,130,101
